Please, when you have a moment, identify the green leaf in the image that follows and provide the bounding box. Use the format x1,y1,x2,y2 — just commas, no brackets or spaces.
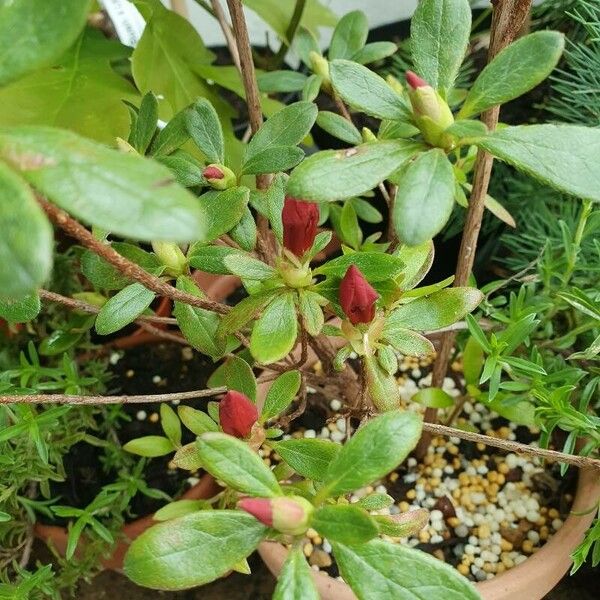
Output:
316,111,362,145
178,406,219,435
0,28,139,145
412,387,454,408
273,546,319,600
124,510,267,590
298,290,325,336
157,150,204,187
386,288,483,332
258,71,308,93
330,60,410,120
188,245,242,275
123,436,175,457
261,371,302,422
185,98,224,163
333,539,482,600
381,327,434,358
131,92,159,154
217,289,281,338
410,0,472,94
173,276,224,360
463,335,485,386
302,73,323,102
0,0,90,87
460,32,565,118
196,432,282,497
250,172,287,243
351,42,398,65
315,252,404,282
272,438,341,480
0,162,52,299
328,11,368,60
287,140,423,202
207,355,257,402
339,201,362,249
475,124,600,202
172,443,205,471
393,149,455,246
223,254,276,281
246,102,317,159
242,146,304,175
161,404,182,447
154,499,210,522
373,509,429,537
250,293,298,364
150,106,190,156
95,283,155,335
313,505,378,545
322,411,422,496
357,493,394,511
0,127,207,242
197,187,250,243
395,241,434,290
0,511,11,522
0,294,40,323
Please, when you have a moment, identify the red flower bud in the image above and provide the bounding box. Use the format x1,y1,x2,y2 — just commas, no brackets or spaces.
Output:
339,265,379,325
405,70,428,90
219,391,258,438
238,495,314,535
203,165,224,180
282,196,319,258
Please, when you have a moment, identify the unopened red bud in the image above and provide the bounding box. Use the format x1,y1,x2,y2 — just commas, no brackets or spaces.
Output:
203,163,236,190
203,165,224,180
219,391,258,438
238,495,314,535
405,70,428,89
238,497,273,526
339,265,379,325
282,196,319,258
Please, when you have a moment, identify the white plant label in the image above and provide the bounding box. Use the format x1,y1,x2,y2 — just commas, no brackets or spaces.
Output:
98,0,146,47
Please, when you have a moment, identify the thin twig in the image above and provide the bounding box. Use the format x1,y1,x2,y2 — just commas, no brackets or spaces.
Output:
211,0,241,72
40,199,230,315
271,0,307,68
0,388,228,406
136,321,187,345
422,421,600,472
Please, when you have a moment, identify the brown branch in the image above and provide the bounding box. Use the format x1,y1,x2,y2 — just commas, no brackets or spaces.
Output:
136,321,187,345
422,421,600,472
0,387,228,406
39,198,230,315
211,0,241,72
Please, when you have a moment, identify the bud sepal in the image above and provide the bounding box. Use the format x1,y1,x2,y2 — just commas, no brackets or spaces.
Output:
203,163,237,190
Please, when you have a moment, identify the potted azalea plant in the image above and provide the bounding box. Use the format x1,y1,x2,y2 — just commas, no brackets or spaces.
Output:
0,0,599,599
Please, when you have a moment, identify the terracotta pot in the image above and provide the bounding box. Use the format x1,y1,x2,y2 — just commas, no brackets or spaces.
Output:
35,473,221,571
258,463,599,599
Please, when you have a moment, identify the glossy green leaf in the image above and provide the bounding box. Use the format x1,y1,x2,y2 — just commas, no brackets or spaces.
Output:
411,387,454,408
178,406,219,435
250,293,298,364
95,283,155,335
185,98,224,163
0,162,52,299
315,252,404,282
322,411,422,496
330,60,410,120
196,432,282,497
161,404,182,447
124,510,267,590
386,288,483,332
287,140,423,202
0,0,90,86
316,111,362,145
475,124,600,202
0,294,41,323
463,336,484,386
207,354,257,402
460,32,565,118
410,0,472,94
328,11,368,60
273,546,319,600
393,149,455,246
333,539,482,600
261,370,302,422
272,438,341,480
0,127,207,242
313,505,378,544
395,241,434,290
123,436,175,457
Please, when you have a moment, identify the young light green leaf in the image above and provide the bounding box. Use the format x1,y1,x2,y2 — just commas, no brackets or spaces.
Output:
172,443,204,471
312,505,378,545
302,73,323,102
381,327,434,358
328,11,368,60
196,432,282,497
223,254,277,280
298,290,325,336
330,60,410,120
393,149,455,246
95,283,155,335
394,240,434,290
207,354,257,402
322,411,422,496
287,140,423,202
161,404,182,447
250,293,298,364
273,547,319,600
386,288,483,332
272,438,341,480
0,127,207,242
0,294,41,323
185,98,224,163
0,163,52,299
411,387,454,408
261,370,302,422
333,539,482,600
475,124,600,202
463,336,485,386
339,201,362,249
357,493,394,511
0,0,90,86
410,0,472,94
316,111,362,145
124,510,267,590
178,406,219,435
459,32,565,118
123,436,175,457
217,289,282,338
351,42,398,65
